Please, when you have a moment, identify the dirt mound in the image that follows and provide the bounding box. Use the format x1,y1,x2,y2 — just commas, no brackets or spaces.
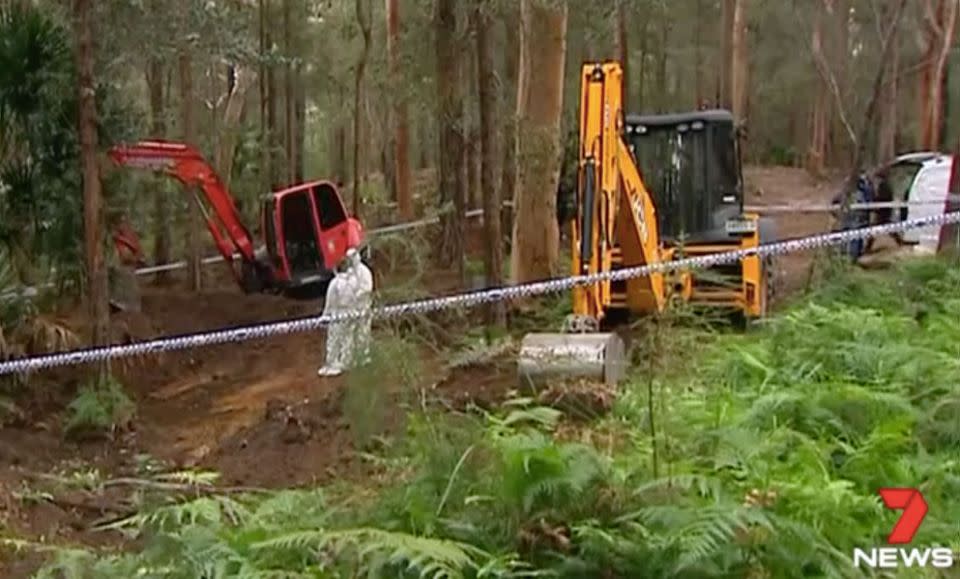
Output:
207,386,364,488
205,353,520,489
431,356,519,410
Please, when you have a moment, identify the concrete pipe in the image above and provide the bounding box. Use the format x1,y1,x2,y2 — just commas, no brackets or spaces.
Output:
517,332,626,388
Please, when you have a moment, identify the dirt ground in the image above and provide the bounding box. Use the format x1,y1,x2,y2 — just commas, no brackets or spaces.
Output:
743,165,844,296
0,165,844,575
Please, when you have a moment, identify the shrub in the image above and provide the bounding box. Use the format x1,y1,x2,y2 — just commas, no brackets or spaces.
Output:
65,376,135,438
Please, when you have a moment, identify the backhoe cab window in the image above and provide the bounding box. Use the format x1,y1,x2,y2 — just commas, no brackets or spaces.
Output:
626,113,740,242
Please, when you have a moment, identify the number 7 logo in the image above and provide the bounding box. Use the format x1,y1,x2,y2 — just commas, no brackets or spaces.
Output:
879,488,928,545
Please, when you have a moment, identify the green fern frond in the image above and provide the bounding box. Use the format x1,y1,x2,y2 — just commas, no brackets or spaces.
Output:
672,505,773,572
253,527,486,578
98,494,251,533
631,474,723,500
155,469,221,486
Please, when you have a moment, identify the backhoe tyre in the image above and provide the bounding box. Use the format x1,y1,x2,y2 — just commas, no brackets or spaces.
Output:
763,255,779,313
758,217,779,317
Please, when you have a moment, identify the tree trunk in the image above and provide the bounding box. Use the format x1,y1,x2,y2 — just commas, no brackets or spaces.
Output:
417,118,431,170
353,0,372,218
695,0,704,106
145,56,170,283
334,83,348,185
877,3,901,163
436,0,465,277
719,0,735,110
283,0,295,184
259,0,270,193
940,53,951,151
467,33,481,212
937,140,960,252
216,68,255,187
474,2,505,327
731,0,749,123
295,66,306,182
657,22,671,113
616,0,629,104
830,0,850,164
807,1,829,176
266,6,281,188
842,0,909,196
638,18,648,110
179,20,202,292
500,5,520,243
511,0,566,283
74,0,110,370
387,0,413,220
335,123,347,186
918,0,958,150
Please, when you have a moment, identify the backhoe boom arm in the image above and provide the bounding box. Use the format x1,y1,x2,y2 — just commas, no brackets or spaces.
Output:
572,63,665,321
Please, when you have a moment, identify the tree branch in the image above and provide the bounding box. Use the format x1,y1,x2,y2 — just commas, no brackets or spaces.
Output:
794,1,859,147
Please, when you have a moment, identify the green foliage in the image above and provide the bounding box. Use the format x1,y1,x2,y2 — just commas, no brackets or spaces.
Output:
31,257,960,578
65,377,135,437
344,330,422,447
0,1,137,290
33,488,509,578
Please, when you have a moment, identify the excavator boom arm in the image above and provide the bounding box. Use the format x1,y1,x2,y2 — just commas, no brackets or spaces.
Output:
572,62,665,321
108,141,257,279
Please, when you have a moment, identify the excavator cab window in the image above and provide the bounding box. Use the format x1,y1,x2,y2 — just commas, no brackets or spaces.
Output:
626,110,742,244
313,183,347,230
279,191,322,276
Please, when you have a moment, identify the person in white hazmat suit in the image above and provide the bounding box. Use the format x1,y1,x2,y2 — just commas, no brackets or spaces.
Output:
317,248,373,377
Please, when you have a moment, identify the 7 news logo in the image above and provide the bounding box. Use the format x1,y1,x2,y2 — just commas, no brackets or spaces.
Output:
853,488,954,569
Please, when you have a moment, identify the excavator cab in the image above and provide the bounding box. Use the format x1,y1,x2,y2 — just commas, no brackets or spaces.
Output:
259,181,363,297
625,110,745,244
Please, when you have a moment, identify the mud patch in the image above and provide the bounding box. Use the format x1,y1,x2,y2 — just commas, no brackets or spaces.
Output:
431,355,521,411
206,386,364,488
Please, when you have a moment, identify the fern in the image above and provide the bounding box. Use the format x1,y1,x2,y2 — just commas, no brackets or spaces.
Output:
28,256,960,579
672,505,772,572
253,528,487,578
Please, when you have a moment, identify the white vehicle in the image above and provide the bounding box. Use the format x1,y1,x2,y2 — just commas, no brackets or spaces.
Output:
878,152,957,253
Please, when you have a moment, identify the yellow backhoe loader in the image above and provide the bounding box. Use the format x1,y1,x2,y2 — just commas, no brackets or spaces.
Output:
518,61,775,387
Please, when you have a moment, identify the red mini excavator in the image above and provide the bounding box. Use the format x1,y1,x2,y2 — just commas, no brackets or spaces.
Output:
108,140,364,298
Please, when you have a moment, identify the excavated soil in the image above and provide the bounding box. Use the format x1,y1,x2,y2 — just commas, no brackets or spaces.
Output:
0,165,844,575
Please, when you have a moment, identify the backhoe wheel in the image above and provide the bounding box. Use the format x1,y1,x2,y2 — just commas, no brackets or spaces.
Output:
763,254,780,314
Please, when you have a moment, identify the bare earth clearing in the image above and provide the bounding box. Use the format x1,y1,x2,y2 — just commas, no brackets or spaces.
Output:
0,165,843,576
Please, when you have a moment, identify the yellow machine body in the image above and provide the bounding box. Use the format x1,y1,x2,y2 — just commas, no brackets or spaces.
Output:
571,62,767,324
518,61,768,387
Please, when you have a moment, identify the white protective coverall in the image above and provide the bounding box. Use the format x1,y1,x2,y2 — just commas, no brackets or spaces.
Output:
317,248,373,376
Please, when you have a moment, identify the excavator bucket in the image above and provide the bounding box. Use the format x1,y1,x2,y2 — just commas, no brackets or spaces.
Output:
517,332,626,388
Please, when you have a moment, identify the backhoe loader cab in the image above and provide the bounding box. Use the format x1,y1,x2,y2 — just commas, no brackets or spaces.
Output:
625,110,745,243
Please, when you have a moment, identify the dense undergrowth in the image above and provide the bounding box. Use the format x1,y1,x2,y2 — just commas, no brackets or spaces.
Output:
17,256,960,578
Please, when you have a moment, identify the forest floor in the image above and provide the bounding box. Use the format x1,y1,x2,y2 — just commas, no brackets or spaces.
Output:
0,165,848,576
